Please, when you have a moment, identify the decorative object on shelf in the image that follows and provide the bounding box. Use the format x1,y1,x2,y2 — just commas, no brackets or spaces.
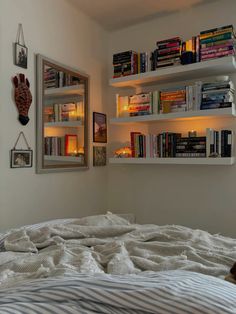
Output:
188,130,197,137
93,112,107,143
10,132,33,168
65,134,78,156
93,146,106,166
14,23,28,69
12,73,32,125
114,147,132,158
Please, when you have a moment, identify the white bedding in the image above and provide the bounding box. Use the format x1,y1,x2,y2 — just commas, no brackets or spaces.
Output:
0,212,235,288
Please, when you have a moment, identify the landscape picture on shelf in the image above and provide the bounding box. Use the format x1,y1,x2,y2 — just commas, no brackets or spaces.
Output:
93,146,106,166
93,112,107,143
10,149,33,168
14,43,28,69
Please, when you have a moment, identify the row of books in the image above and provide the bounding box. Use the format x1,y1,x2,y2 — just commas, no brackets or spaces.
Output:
201,80,234,110
113,25,235,77
44,66,80,89
200,25,235,62
113,51,149,78
44,102,84,123
44,134,78,156
130,129,233,158
116,79,234,117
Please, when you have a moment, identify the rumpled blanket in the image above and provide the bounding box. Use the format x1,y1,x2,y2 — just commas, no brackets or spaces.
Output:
0,212,235,288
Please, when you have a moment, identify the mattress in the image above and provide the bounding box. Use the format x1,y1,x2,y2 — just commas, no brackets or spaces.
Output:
0,212,236,314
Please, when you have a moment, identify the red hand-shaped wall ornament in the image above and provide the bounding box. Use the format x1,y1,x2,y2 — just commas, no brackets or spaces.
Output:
12,73,32,125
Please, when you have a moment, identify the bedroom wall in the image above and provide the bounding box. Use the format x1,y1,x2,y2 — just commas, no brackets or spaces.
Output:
107,0,236,237
0,0,109,230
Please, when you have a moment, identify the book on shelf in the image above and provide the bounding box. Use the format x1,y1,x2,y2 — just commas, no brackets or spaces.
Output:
115,78,234,118
44,66,80,89
113,50,149,78
44,102,84,123
129,129,234,159
200,25,236,62
44,134,79,157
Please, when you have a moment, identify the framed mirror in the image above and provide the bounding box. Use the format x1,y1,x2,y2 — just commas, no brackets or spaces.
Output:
36,54,89,173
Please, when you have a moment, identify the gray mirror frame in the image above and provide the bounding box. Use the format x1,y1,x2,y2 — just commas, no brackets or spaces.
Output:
36,54,89,173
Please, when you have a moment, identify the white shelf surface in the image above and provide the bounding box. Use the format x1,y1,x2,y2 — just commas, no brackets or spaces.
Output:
44,85,84,97
44,155,83,162
109,56,236,88
110,106,236,124
44,121,83,128
109,157,235,165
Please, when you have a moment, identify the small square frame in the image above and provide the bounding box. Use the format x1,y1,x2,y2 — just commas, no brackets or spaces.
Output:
14,43,28,69
11,149,33,168
93,146,106,166
93,112,107,143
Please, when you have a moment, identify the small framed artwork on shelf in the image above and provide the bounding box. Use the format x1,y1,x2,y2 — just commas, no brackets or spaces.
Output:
10,149,33,168
93,146,106,166
93,112,107,143
65,134,78,156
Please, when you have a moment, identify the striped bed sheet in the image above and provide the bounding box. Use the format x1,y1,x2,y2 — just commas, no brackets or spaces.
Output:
0,270,236,314
1,213,236,313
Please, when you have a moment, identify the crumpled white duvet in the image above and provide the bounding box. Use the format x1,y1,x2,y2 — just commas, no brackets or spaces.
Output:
0,212,236,288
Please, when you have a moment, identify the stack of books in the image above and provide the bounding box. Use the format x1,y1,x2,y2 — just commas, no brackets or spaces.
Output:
113,51,138,78
130,132,158,158
201,80,234,110
176,136,206,157
157,132,181,157
200,25,236,62
44,102,84,123
159,86,186,113
152,37,182,69
44,67,80,89
206,128,233,157
137,52,149,73
44,67,57,89
129,93,152,117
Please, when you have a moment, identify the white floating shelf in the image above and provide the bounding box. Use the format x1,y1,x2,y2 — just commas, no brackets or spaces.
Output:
44,85,84,97
109,157,235,165
44,121,83,127
109,56,236,88
44,155,83,162
110,106,236,124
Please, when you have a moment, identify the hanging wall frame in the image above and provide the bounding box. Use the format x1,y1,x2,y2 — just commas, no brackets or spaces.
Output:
14,23,28,69
10,132,33,168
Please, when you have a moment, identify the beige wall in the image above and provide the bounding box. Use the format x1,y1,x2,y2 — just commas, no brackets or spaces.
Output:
107,0,236,237
0,0,109,230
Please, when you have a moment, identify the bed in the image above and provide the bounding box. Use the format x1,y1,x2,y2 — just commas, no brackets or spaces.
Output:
0,212,236,313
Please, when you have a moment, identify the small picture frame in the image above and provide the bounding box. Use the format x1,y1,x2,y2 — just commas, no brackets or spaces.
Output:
14,43,28,69
11,149,33,168
93,146,106,166
93,112,107,143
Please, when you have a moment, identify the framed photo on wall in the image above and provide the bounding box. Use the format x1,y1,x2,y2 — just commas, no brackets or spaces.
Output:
93,112,107,143
93,146,106,166
10,149,33,168
14,43,28,69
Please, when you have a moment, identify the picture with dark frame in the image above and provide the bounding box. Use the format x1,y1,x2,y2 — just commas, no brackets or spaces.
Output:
93,146,106,166
11,149,32,168
93,112,107,143
15,43,28,69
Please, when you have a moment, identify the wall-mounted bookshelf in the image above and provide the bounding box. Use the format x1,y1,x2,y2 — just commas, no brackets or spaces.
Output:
109,56,236,88
109,157,235,165
109,55,236,166
110,106,236,124
44,85,84,97
44,121,83,128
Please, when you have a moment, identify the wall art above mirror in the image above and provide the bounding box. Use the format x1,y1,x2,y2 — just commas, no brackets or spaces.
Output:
36,54,89,173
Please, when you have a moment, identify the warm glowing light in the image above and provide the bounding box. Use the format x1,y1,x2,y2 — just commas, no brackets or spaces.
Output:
114,146,132,158
78,147,84,154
